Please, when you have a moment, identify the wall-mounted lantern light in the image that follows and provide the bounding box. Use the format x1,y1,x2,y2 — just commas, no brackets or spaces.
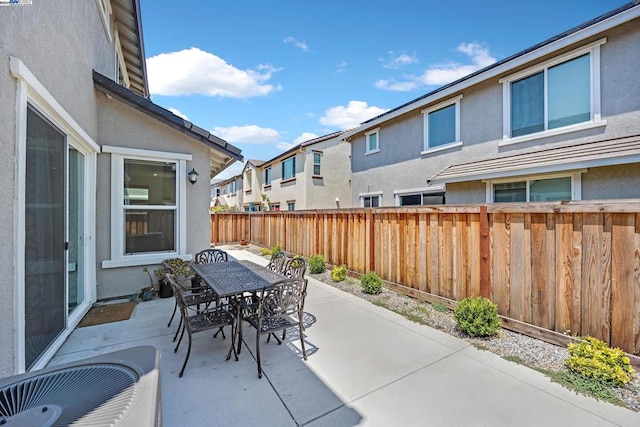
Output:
187,168,199,185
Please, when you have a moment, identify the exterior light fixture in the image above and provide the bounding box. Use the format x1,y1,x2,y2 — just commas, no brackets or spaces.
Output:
187,168,199,184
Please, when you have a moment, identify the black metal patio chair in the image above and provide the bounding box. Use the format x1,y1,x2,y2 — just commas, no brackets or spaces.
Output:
266,250,288,274
240,277,308,378
166,274,238,377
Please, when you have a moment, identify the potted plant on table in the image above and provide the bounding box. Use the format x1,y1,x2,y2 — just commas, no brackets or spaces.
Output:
154,258,195,298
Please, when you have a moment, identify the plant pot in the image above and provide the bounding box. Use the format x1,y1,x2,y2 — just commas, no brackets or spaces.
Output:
158,279,174,298
239,239,248,246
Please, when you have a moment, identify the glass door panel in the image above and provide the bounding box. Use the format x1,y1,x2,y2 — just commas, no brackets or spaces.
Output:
68,148,84,313
24,107,66,369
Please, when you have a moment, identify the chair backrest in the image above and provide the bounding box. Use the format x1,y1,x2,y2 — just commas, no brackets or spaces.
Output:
195,248,228,264
166,273,189,310
257,278,306,321
283,256,307,279
266,251,287,274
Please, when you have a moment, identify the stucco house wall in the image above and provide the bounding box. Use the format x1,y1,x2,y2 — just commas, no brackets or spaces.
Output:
304,139,352,209
348,14,640,206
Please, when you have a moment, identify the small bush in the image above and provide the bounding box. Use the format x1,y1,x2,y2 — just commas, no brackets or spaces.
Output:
308,255,326,274
454,296,500,337
565,336,636,387
360,272,383,294
331,265,347,282
260,244,282,256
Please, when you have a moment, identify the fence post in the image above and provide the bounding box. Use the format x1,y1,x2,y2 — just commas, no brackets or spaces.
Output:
367,209,375,272
480,205,490,298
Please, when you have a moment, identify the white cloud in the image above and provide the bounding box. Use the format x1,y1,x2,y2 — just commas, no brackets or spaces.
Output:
380,51,419,69
212,125,281,144
319,101,389,129
147,47,281,98
336,60,347,73
277,141,297,151
293,132,319,144
168,108,189,121
419,42,496,86
283,36,309,52
376,42,497,91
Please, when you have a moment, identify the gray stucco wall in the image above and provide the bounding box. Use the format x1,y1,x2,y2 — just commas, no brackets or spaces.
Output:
304,138,352,209
350,18,640,206
95,95,213,299
0,1,116,375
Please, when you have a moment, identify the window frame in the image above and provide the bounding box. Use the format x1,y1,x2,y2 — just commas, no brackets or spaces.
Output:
287,201,296,211
485,171,583,203
264,166,272,186
394,186,446,206
312,151,322,176
365,127,380,155
499,39,606,146
102,146,191,268
421,95,463,154
360,191,383,208
95,0,113,43
281,156,296,181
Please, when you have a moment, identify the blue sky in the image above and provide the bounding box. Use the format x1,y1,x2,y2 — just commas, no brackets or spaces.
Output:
139,0,627,179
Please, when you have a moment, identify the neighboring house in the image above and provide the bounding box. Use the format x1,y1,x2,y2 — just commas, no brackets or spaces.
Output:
242,160,267,211
210,178,224,207
214,174,244,210
258,130,352,210
0,0,242,374
344,3,640,207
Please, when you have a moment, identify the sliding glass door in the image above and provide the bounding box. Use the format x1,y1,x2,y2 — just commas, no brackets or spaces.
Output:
68,148,84,314
24,107,66,369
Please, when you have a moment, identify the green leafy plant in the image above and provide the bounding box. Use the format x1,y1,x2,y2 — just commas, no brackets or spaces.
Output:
308,254,326,274
160,257,193,278
545,369,623,406
565,336,636,387
431,302,449,313
331,265,347,282
454,296,501,337
360,271,383,294
260,244,282,256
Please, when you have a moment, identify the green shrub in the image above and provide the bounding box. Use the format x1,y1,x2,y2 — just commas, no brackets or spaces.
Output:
308,255,326,274
259,244,282,256
360,271,383,294
331,265,347,282
565,336,636,386
454,296,500,337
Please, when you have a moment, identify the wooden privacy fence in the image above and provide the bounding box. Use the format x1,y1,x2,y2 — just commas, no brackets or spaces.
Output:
211,201,640,357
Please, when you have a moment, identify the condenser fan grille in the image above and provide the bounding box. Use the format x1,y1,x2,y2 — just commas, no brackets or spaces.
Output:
0,364,139,426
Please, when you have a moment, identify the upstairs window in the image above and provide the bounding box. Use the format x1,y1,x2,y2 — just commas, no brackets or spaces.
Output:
422,96,462,152
226,180,237,194
501,40,604,143
282,156,296,180
264,167,272,185
313,151,322,176
365,128,379,154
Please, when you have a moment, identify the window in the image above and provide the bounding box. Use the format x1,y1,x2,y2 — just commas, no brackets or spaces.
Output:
398,192,445,206
365,128,379,154
422,96,462,152
103,146,191,268
287,201,295,211
245,170,252,192
501,40,605,143
215,188,221,197
313,152,322,176
489,175,578,202
270,203,280,211
361,195,381,208
282,156,296,180
226,180,237,194
264,167,272,185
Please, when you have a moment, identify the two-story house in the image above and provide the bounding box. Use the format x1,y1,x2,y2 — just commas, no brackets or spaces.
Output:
344,2,640,207
214,174,244,210
0,0,242,374
255,130,352,211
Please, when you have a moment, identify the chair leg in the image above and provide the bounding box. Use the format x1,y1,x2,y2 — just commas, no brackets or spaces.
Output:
256,330,263,378
226,321,238,362
213,326,226,339
174,323,186,353
299,321,307,360
179,330,192,378
237,317,243,355
168,300,177,327
173,316,183,342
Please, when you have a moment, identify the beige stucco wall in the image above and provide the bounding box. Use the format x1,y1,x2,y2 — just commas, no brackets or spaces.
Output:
262,151,306,210
304,139,352,209
0,1,116,375
350,18,640,205
95,95,213,299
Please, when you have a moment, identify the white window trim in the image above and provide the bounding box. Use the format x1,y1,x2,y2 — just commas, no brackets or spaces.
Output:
359,191,383,207
365,127,380,155
114,27,130,88
484,171,583,203
500,38,606,146
282,156,296,180
95,0,113,43
10,56,99,372
422,95,463,153
393,185,446,205
101,146,192,269
312,150,323,176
